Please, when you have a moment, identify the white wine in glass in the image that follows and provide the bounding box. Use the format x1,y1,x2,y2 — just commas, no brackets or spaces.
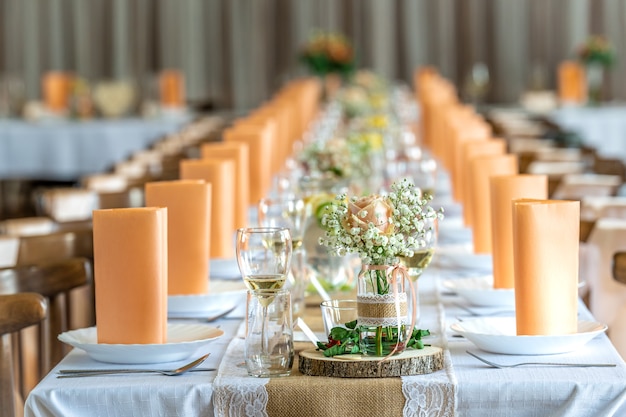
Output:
398,248,434,280
398,217,438,282
236,227,292,350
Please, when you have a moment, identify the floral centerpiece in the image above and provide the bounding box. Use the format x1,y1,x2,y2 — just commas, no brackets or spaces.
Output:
577,35,616,67
577,35,616,103
319,179,443,356
299,31,356,78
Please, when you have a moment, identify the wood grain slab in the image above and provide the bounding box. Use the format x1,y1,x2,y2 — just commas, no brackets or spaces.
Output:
298,346,444,378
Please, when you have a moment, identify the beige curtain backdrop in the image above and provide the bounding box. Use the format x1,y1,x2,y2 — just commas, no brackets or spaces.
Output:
1,0,626,111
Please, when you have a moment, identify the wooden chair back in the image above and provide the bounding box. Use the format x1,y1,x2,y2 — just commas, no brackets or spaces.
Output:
580,219,596,242
0,293,46,417
0,258,91,396
16,228,93,266
612,251,626,285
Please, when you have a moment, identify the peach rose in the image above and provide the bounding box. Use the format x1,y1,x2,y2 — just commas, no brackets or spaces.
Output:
342,195,394,235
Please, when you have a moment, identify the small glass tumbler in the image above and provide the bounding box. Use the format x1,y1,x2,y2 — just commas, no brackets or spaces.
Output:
245,289,294,378
320,299,358,337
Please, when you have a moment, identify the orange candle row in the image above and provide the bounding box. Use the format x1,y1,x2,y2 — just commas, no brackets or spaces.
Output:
92,77,323,344
414,68,578,337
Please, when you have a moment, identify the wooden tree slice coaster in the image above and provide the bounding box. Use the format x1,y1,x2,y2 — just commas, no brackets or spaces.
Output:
298,346,444,378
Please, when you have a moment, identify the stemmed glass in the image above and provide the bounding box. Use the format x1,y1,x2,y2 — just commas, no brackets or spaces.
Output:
236,227,292,294
257,197,307,318
236,227,292,374
397,217,438,324
398,217,438,280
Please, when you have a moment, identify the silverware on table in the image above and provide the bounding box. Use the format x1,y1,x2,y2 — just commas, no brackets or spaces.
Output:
466,351,617,369
171,305,238,322
57,353,213,378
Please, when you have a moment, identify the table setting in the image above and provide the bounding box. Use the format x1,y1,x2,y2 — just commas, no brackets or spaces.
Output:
24,69,626,417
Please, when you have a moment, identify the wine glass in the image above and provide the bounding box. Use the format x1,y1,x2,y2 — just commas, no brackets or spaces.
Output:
258,197,307,317
236,227,293,294
397,217,438,325
398,217,438,281
258,197,306,251
236,227,292,375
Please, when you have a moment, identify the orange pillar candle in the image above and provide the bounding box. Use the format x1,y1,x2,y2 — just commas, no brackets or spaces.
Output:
450,118,492,202
558,61,586,104
513,199,579,335
93,207,167,344
224,123,273,204
469,154,518,254
145,180,211,295
159,69,186,108
201,142,250,229
42,71,70,112
461,139,507,226
180,159,236,259
490,175,548,289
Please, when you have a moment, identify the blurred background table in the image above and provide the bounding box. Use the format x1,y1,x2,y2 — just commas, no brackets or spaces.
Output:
551,105,626,161
0,115,190,182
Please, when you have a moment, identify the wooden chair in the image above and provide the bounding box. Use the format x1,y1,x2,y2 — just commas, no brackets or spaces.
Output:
612,251,626,285
580,219,596,242
0,293,46,417
0,258,91,396
16,228,93,266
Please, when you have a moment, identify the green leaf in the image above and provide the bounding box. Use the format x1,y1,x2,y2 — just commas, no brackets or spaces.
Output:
329,327,350,341
323,344,345,357
345,320,358,330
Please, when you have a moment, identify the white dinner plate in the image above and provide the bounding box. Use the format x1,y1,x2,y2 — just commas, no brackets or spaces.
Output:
443,276,515,307
58,323,224,364
436,252,493,271
168,290,245,318
450,317,607,355
210,258,241,280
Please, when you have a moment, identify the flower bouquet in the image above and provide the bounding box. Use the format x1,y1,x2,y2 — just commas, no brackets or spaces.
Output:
299,31,356,78
577,35,616,103
319,179,443,356
577,35,616,67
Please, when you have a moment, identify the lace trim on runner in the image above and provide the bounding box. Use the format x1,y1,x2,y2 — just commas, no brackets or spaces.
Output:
401,276,457,417
213,337,269,417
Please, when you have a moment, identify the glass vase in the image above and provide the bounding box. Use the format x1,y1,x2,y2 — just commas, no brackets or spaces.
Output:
586,63,604,105
357,264,413,356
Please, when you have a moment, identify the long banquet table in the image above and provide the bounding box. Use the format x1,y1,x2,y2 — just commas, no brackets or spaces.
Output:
0,115,190,181
24,171,626,417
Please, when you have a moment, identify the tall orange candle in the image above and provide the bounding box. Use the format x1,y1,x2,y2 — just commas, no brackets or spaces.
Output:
42,71,70,112
469,154,518,254
450,117,492,201
180,159,235,259
93,207,167,344
461,139,507,226
490,175,548,289
159,69,185,107
513,199,579,335
201,142,250,229
224,123,273,204
558,61,586,104
145,180,211,295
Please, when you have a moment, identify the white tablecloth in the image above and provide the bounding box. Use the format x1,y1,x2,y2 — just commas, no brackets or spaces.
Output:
0,116,189,181
551,105,626,161
24,171,626,417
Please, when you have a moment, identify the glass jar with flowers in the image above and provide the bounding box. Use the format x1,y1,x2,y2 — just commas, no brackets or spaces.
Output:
577,35,616,104
320,179,443,356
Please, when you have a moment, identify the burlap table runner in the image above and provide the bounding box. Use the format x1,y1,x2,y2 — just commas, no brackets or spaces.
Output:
266,341,406,417
215,289,455,417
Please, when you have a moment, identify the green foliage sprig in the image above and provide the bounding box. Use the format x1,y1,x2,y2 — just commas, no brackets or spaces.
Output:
316,320,431,357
